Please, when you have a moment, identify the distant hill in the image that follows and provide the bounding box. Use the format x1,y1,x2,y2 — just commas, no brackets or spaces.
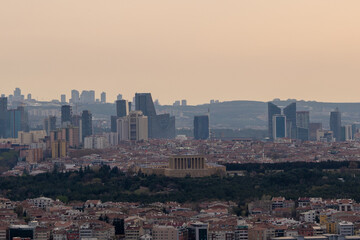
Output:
158,99,360,129
27,100,360,130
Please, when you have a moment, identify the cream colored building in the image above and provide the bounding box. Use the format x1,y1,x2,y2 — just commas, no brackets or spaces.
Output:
140,155,226,178
152,225,180,240
117,111,148,141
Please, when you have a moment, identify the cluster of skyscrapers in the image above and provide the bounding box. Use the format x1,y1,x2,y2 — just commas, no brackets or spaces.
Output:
268,102,353,142
0,97,29,139
68,90,107,104
111,93,175,141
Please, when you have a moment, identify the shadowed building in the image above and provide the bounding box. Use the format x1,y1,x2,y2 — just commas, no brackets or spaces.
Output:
194,115,209,140
296,111,310,141
116,99,128,117
330,108,341,142
135,93,175,139
272,114,286,140
0,97,8,138
61,105,72,126
44,116,56,136
283,102,297,139
268,102,281,140
268,102,296,140
81,110,92,142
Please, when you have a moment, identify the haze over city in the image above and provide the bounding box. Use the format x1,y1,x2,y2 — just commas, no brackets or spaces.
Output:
2,0,360,104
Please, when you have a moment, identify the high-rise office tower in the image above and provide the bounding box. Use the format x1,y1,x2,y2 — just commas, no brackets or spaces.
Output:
272,114,286,140
8,106,29,138
61,94,66,103
181,100,187,106
135,93,175,139
61,105,72,126
330,108,341,142
71,90,80,104
101,92,106,103
128,102,132,112
194,115,209,140
268,102,296,140
0,97,8,138
27,94,32,100
117,94,123,100
149,114,175,139
81,110,92,141
117,111,148,141
89,90,95,103
283,102,297,139
116,100,128,117
111,115,118,133
309,122,322,141
268,102,281,140
14,88,21,98
135,93,157,116
296,111,310,141
44,116,56,136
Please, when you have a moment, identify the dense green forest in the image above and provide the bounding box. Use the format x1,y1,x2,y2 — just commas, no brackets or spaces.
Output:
0,150,18,173
1,162,360,205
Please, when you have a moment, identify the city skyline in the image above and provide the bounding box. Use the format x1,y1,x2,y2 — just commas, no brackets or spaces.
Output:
2,1,360,104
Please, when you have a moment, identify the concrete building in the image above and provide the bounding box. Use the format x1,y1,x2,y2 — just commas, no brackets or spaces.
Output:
84,136,110,149
51,140,67,158
117,111,148,141
100,92,106,103
44,116,56,136
140,155,226,178
188,222,208,240
152,225,186,240
337,222,354,236
26,148,43,163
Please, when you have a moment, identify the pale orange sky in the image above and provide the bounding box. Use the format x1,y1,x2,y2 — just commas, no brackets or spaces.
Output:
1,1,360,105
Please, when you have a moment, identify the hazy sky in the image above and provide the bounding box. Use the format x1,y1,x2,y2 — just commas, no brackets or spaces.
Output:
1,1,360,105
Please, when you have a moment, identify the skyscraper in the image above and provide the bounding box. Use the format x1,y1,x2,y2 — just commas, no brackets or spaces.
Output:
268,102,296,140
61,94,66,103
61,105,72,126
194,115,209,140
135,93,175,139
283,102,297,139
100,92,106,103
0,97,8,138
135,93,157,116
111,115,118,133
44,116,56,136
117,111,148,141
71,90,80,104
330,108,341,142
296,111,310,141
8,106,28,138
272,114,286,140
268,102,281,140
116,100,128,117
81,110,92,141
117,94,123,100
